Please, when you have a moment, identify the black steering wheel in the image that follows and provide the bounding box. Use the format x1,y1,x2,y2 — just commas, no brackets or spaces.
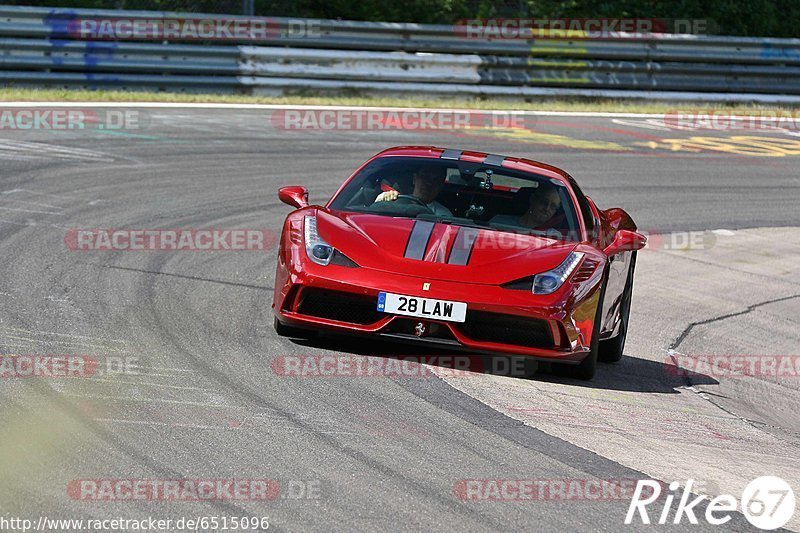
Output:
395,194,431,210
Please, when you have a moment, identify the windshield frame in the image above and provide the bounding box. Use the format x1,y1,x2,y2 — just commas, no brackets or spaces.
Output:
327,154,586,243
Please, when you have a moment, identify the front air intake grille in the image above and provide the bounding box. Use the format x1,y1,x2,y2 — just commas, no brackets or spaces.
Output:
571,258,600,282
501,276,533,291
458,311,553,348
296,288,383,325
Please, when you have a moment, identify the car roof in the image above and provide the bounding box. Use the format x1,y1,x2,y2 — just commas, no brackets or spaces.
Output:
372,146,572,184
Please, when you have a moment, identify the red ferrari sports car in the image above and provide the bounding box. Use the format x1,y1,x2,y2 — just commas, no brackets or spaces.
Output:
272,146,646,380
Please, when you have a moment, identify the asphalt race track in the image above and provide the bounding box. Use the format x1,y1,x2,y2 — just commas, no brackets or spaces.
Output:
0,104,798,532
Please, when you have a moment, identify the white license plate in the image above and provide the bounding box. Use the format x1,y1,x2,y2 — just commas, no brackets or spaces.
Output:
377,292,467,323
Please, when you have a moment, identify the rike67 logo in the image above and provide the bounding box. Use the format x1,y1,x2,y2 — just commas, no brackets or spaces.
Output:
626,477,795,530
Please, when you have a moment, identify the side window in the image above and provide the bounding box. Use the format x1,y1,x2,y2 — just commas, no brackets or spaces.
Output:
569,179,596,241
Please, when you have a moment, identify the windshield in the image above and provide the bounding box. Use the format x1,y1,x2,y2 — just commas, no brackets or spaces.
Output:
328,156,582,241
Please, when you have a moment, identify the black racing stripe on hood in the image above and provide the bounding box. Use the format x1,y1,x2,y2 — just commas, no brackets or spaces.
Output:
404,220,435,260
440,149,462,160
483,154,505,166
448,227,480,265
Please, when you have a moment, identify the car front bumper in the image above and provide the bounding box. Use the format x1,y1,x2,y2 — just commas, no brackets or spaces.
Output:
273,252,604,364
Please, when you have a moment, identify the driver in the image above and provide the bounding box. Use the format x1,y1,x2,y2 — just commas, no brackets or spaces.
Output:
373,166,453,217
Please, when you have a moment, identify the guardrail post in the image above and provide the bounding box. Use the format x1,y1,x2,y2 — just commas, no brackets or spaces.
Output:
243,0,255,17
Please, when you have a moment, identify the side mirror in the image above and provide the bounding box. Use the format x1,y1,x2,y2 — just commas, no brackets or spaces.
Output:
603,229,647,256
279,186,309,209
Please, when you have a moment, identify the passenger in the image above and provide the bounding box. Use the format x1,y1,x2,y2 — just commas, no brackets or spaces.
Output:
492,182,562,230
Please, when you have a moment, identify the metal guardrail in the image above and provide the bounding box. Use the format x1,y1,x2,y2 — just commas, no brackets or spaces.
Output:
1,4,799,101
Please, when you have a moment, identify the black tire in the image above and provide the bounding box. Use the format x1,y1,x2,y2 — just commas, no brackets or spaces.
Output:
553,270,607,381
599,252,637,363
273,316,316,339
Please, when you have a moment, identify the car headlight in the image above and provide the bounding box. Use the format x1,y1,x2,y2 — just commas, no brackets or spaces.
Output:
532,251,584,295
304,215,334,265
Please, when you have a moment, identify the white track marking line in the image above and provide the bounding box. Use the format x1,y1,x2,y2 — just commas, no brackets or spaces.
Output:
0,206,63,215
0,218,30,227
60,392,238,408
125,365,196,373
87,378,208,391
94,418,238,430
4,328,128,344
1,188,81,200
0,101,668,118
0,140,114,161
117,372,194,378
0,219,71,230
8,199,63,209
0,334,38,343
0,334,130,352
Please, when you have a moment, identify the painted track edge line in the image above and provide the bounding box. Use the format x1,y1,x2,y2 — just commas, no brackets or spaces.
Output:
0,101,675,118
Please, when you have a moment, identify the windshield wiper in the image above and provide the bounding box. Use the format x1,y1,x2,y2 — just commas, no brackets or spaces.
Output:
415,214,490,230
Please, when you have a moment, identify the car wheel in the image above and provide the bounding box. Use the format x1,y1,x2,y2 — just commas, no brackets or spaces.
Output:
273,316,316,339
553,270,607,381
599,252,636,363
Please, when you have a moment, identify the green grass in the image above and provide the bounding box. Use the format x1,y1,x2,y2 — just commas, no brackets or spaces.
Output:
1,87,798,114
